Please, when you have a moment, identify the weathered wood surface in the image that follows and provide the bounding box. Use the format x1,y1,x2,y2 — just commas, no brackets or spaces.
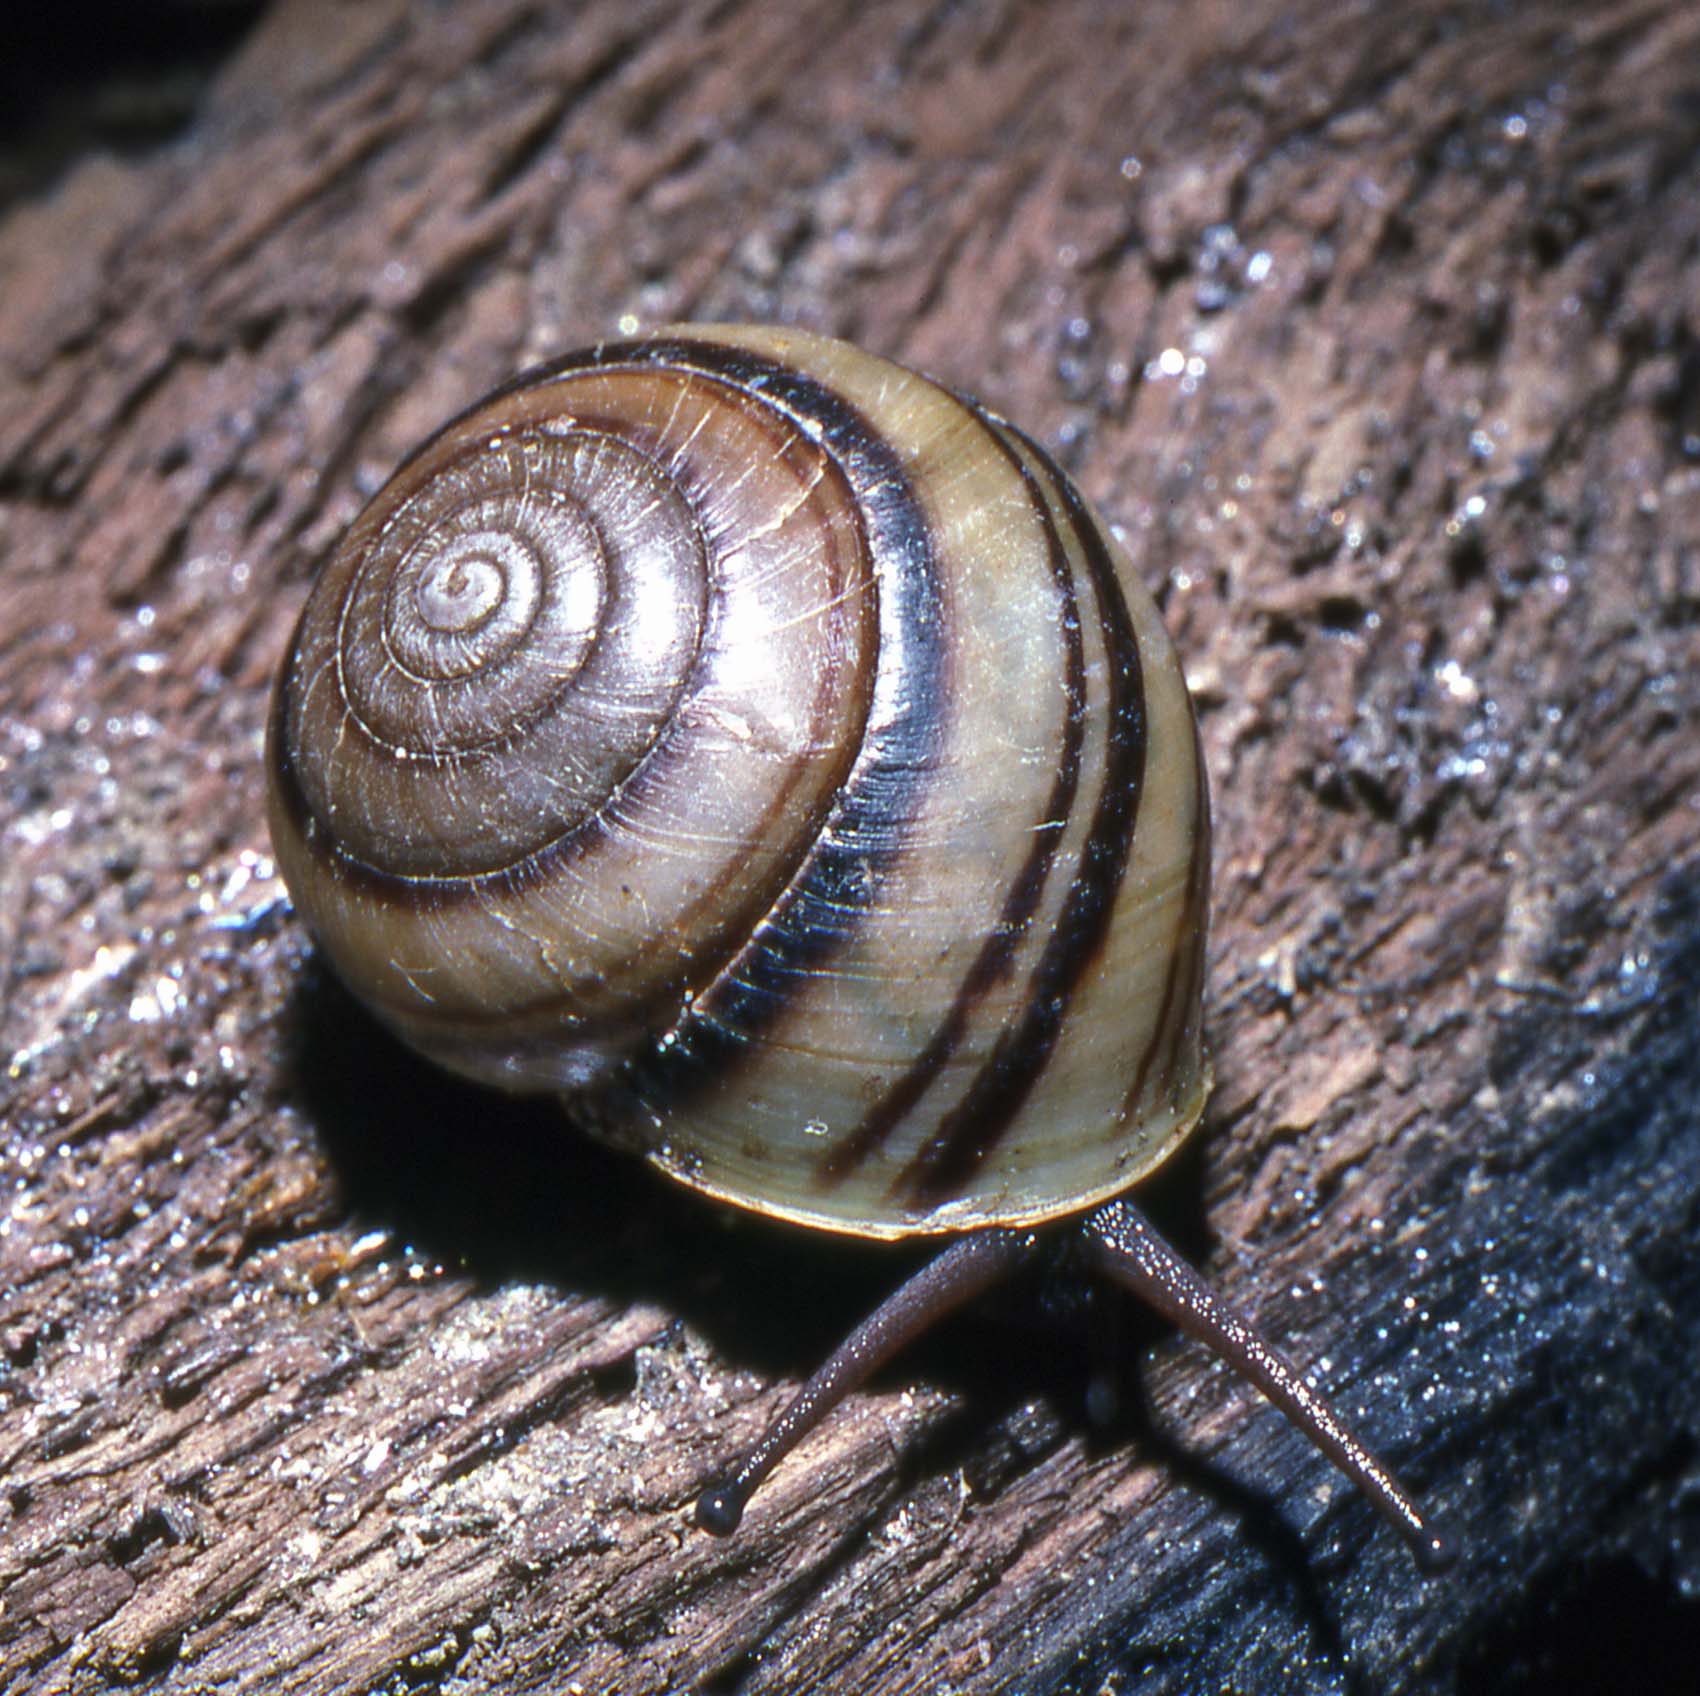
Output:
2,1,1698,1691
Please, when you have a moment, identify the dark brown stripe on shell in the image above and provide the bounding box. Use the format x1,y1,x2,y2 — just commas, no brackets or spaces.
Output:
1124,709,1211,1117
589,339,951,1119
815,414,1089,1188
895,416,1149,1210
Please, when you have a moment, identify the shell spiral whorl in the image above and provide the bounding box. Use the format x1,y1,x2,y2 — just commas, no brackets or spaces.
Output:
267,324,1211,1242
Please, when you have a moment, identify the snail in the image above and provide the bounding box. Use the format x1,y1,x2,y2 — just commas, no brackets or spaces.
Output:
266,323,1452,1570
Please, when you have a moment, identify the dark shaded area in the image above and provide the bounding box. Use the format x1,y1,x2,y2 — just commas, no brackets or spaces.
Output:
1458,1559,1700,1696
0,0,268,209
285,955,1221,1447
286,959,918,1366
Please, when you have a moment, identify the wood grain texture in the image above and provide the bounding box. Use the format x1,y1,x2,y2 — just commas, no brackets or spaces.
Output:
2,1,1697,1691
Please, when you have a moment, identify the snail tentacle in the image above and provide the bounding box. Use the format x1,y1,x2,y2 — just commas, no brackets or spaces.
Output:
1082,1198,1455,1572
696,1228,1039,1536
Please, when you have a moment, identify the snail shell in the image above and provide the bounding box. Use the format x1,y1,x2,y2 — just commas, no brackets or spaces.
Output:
266,324,1211,1241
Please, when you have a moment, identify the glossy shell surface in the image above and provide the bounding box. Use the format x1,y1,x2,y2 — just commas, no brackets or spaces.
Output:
267,324,1211,1239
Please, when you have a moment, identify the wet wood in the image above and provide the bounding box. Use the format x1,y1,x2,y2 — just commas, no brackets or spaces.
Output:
2,1,1698,1691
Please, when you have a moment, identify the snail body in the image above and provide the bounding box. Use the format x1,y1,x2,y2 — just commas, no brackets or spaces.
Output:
268,325,1449,1567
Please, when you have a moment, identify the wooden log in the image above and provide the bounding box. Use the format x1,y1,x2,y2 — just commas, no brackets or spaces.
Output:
2,1,1698,1690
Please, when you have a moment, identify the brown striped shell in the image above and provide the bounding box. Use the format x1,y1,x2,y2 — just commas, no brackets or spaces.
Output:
266,324,1212,1242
